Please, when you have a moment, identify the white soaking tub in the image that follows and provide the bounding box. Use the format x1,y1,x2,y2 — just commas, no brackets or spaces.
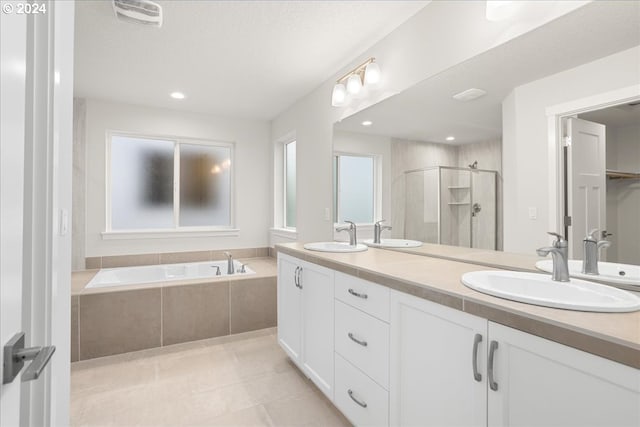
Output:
86,260,255,289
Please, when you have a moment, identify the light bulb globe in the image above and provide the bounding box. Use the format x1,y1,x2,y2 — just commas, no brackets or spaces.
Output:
331,83,347,107
364,62,381,85
346,74,363,95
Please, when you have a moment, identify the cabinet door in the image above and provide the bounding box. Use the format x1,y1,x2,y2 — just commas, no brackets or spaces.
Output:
277,254,302,363
390,291,487,427
488,322,640,427
300,261,335,400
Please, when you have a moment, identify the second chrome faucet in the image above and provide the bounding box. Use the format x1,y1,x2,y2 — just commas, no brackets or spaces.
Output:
537,232,570,282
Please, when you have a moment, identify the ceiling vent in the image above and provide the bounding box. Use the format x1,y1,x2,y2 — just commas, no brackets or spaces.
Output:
452,88,487,102
113,0,163,28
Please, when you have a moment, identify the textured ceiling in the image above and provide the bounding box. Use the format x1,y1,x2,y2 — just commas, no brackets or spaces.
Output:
334,1,640,145
74,0,428,120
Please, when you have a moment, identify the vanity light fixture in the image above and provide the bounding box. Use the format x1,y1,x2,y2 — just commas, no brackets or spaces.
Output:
331,57,381,107
170,91,185,99
362,120,373,127
446,136,455,141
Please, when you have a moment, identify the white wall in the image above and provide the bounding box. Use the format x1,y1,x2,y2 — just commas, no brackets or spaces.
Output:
502,46,640,255
80,98,270,257
606,124,640,264
270,0,587,246
332,130,392,241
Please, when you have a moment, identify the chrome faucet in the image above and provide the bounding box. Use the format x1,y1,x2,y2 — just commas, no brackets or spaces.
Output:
223,251,234,275
336,221,357,246
537,232,570,282
373,220,392,244
582,229,611,275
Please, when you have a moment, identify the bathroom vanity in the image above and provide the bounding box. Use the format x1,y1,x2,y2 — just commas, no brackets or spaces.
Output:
276,243,640,427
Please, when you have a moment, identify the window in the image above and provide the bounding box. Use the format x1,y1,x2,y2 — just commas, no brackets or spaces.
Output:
334,153,376,224
108,134,232,231
284,140,296,228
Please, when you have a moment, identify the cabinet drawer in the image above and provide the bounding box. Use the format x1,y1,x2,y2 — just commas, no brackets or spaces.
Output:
335,300,390,389
335,353,389,427
335,272,390,322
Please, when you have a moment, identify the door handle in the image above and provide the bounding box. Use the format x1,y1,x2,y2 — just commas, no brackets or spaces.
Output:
296,266,303,289
3,332,56,384
488,340,499,391
472,333,482,382
294,266,299,288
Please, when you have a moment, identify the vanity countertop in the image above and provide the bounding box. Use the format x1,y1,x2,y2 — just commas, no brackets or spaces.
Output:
276,242,640,369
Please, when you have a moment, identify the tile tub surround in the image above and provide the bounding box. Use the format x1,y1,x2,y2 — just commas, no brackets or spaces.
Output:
276,243,640,369
84,247,271,270
71,257,276,361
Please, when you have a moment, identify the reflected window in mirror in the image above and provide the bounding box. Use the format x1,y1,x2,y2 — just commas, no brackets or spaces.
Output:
284,140,297,229
333,153,377,224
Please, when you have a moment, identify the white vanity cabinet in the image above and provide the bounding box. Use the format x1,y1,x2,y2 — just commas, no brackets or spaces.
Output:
487,322,640,427
277,253,335,399
389,289,640,427
389,290,487,427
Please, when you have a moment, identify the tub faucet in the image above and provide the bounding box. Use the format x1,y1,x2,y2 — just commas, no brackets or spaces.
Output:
223,251,234,275
336,221,357,246
537,232,570,282
582,229,611,275
373,220,392,244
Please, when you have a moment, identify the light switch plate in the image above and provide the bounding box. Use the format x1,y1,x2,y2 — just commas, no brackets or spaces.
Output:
528,207,537,220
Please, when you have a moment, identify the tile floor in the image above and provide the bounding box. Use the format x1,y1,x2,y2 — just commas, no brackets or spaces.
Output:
71,328,351,427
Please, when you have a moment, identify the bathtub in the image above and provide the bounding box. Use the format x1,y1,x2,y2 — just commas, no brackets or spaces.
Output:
86,260,256,289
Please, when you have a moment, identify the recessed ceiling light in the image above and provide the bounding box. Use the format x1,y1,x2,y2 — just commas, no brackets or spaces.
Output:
452,88,487,102
170,92,185,100
446,136,456,141
362,120,373,126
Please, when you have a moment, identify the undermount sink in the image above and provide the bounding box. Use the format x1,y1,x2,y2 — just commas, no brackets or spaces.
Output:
536,260,640,288
461,270,640,312
303,242,368,253
363,238,423,248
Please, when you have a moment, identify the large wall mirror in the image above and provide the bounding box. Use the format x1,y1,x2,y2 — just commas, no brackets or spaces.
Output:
332,2,639,266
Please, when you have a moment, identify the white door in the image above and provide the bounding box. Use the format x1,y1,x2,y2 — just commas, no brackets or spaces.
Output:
566,117,606,259
277,254,302,363
1,2,74,426
1,6,29,426
300,261,335,400
487,322,639,427
389,291,487,427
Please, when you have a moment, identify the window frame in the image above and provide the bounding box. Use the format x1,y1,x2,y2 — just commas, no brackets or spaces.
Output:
104,130,237,238
283,139,297,230
333,151,381,226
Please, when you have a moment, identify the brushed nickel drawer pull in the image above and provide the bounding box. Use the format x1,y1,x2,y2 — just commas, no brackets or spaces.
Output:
348,389,368,408
472,333,482,382
488,340,499,391
348,332,368,347
348,288,368,299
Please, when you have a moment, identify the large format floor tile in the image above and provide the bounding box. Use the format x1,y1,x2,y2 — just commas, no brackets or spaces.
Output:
71,328,351,427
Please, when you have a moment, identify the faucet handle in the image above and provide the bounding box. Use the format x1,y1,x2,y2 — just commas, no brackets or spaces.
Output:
375,219,386,226
344,220,355,228
239,263,248,274
587,229,599,241
547,232,567,247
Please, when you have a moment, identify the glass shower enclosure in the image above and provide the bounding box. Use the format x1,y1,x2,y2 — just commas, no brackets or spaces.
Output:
404,166,497,250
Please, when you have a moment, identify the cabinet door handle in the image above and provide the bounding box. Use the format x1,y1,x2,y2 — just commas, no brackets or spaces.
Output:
294,267,299,288
348,288,368,299
297,266,303,289
348,389,368,408
348,332,368,347
472,333,482,382
488,340,499,391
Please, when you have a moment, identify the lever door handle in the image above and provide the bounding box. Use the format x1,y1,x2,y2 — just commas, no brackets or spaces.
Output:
3,332,56,384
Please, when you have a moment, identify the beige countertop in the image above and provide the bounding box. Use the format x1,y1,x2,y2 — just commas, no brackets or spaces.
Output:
276,243,640,369
71,257,277,296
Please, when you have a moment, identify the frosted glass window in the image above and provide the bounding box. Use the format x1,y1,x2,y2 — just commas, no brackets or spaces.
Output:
179,144,231,227
284,141,296,228
335,155,374,223
109,134,233,231
111,136,175,230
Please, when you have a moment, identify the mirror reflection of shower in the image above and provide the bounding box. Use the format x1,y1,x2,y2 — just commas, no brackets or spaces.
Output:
404,165,498,250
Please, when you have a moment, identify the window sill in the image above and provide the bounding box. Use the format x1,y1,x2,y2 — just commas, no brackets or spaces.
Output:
101,228,240,240
270,227,298,240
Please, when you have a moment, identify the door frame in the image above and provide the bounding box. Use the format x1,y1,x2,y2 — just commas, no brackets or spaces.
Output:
545,85,640,252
